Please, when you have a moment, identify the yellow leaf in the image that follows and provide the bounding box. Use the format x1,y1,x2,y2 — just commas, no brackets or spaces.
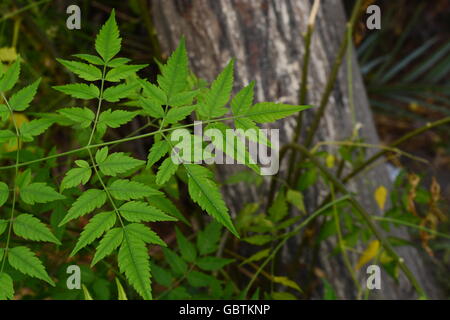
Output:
0,47,17,62
356,240,380,270
10,113,29,128
326,154,335,168
374,185,387,211
271,276,302,292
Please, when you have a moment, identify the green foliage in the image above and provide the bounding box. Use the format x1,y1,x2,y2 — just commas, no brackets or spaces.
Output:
0,9,312,301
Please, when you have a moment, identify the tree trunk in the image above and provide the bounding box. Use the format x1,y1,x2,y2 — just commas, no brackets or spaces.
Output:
150,0,442,299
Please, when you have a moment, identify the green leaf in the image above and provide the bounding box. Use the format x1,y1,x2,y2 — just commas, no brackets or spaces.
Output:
95,10,121,62
137,78,167,105
109,179,162,200
268,191,288,222
59,189,107,226
196,257,234,271
185,164,238,237
73,53,104,65
98,152,144,176
107,57,131,67
147,194,189,225
118,233,152,300
175,227,197,262
20,119,54,141
82,285,93,300
0,130,15,143
0,182,9,206
20,182,64,205
116,278,128,300
245,103,312,123
61,166,92,191
119,201,177,222
162,247,187,276
8,246,54,285
9,78,41,111
139,97,164,118
92,228,123,266
103,82,138,102
168,90,198,107
231,81,254,115
151,262,173,287
157,38,188,98
165,105,196,124
240,248,270,266
95,147,108,163
286,189,305,213
199,59,234,118
242,234,272,245
147,140,170,168
186,271,215,288
124,223,166,247
0,273,14,300
71,211,116,256
156,157,179,185
98,109,136,129
0,220,7,236
58,107,95,128
13,214,60,244
53,83,99,99
105,64,147,82
57,59,102,81
196,221,222,255
0,59,20,92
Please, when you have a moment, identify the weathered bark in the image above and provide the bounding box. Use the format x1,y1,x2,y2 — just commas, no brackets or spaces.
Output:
151,0,442,299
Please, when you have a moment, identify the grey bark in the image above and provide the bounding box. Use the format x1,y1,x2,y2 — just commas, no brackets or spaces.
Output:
150,0,442,299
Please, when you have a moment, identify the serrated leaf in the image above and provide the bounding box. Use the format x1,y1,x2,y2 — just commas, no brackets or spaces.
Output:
105,64,147,82
20,182,64,205
147,140,170,168
0,273,14,300
147,194,189,225
59,189,107,226
0,182,9,206
165,105,196,124
61,167,92,191
19,118,54,141
0,130,15,143
91,228,123,266
58,107,95,128
168,90,198,107
98,109,136,129
109,179,162,200
9,79,41,111
185,164,238,237
196,257,234,271
156,157,179,185
103,82,138,102
73,53,104,65
118,233,152,300
175,227,196,262
8,246,54,285
162,247,187,276
95,147,108,163
240,248,270,266
95,10,121,62
199,59,234,118
196,221,222,255
107,57,130,67
71,211,116,256
137,78,167,105
186,271,215,288
57,59,102,81
231,81,254,115
139,97,164,118
245,103,312,123
13,214,60,244
0,59,20,92
98,152,144,176
125,223,166,247
157,38,188,98
119,201,176,222
53,83,99,99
